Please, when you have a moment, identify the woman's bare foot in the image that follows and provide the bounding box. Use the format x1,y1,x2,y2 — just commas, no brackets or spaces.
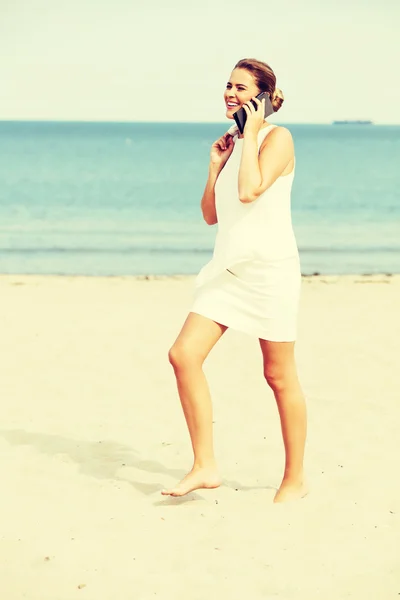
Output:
273,478,309,503
161,465,221,497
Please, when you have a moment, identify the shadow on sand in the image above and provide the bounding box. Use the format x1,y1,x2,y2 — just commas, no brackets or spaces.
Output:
0,429,276,503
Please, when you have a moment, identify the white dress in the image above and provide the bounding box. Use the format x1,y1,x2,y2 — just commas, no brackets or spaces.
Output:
190,124,301,342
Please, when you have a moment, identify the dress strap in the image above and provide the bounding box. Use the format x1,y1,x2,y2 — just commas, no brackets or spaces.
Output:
258,124,277,146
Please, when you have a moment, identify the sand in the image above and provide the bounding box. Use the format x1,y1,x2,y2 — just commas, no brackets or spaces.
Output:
0,273,399,600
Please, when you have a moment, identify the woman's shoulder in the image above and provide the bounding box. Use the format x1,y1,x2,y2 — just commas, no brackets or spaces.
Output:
262,123,293,138
260,124,294,151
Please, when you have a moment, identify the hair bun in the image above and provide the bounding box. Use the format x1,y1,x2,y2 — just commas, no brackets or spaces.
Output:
272,88,284,112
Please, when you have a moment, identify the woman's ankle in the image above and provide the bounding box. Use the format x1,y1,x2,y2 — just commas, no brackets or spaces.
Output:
193,458,218,470
282,468,304,483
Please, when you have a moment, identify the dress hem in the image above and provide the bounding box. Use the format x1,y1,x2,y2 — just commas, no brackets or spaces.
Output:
189,309,297,343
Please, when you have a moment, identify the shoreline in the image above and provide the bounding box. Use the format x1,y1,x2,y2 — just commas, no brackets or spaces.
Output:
0,272,399,283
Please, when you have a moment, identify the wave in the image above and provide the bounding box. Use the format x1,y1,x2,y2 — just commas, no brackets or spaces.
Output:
0,247,212,254
0,246,399,255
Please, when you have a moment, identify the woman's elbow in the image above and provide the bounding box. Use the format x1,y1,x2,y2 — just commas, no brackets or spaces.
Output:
203,213,217,225
239,182,270,203
239,192,258,204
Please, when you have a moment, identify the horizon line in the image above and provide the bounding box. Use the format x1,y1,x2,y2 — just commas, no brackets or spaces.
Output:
0,118,398,126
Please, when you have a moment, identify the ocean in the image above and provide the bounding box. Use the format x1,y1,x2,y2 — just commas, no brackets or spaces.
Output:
0,121,399,276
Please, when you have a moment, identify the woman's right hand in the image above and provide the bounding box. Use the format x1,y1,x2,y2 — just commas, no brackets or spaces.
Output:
210,133,234,168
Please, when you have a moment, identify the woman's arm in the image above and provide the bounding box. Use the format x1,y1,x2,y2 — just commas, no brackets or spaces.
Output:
201,164,222,225
201,133,235,225
238,126,294,204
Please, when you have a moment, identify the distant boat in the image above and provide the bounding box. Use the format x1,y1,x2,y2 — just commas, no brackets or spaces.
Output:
332,120,373,125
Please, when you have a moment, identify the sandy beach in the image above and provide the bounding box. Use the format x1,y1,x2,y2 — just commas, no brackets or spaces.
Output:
0,273,399,600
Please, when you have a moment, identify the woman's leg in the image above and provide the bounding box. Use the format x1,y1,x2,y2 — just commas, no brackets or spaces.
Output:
259,339,308,503
162,312,228,497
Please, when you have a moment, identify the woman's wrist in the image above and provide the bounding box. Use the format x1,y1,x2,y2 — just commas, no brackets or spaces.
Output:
243,129,258,142
209,162,223,175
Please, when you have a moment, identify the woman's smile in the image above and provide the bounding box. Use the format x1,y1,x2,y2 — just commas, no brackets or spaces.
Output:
225,100,240,111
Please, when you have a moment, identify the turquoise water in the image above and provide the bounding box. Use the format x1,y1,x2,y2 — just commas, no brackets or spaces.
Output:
0,121,399,275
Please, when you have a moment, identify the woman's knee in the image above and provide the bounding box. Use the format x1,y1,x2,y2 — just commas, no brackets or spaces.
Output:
264,364,291,392
168,342,203,371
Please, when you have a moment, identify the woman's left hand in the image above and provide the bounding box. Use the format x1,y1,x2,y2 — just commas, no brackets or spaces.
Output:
243,96,265,137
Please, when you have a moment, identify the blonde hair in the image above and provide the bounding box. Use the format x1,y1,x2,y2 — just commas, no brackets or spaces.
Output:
272,87,284,112
234,58,285,113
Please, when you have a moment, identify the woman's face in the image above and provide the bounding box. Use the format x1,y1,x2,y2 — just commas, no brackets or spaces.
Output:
224,68,260,119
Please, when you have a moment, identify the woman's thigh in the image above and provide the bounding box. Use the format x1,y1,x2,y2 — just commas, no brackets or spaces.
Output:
259,339,297,381
169,312,228,365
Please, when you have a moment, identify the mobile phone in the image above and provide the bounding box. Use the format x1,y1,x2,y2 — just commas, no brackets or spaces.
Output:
233,91,274,134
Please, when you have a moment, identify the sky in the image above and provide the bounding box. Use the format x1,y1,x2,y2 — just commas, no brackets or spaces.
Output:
1,0,399,124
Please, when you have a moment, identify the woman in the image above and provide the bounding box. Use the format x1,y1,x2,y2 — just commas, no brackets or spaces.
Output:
163,58,307,503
